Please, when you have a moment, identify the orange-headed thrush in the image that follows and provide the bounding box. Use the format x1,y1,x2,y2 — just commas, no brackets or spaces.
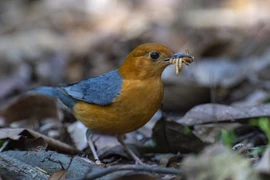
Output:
29,43,194,164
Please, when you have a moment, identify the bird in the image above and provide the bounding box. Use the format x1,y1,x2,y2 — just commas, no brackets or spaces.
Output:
29,43,194,164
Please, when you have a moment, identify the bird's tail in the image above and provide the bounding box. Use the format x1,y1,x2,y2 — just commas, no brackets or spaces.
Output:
28,86,76,110
29,86,58,98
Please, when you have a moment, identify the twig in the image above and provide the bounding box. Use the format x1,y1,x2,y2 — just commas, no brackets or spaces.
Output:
66,165,181,180
0,140,9,152
57,157,74,180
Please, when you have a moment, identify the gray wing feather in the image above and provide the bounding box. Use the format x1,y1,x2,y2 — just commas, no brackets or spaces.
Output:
62,70,122,106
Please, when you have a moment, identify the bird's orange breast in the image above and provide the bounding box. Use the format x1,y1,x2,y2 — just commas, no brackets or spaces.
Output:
72,77,163,134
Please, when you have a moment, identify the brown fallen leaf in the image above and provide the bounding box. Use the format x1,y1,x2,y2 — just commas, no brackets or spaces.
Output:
178,103,270,126
0,94,59,125
148,117,206,154
0,128,79,154
166,153,185,168
113,173,156,180
49,170,67,180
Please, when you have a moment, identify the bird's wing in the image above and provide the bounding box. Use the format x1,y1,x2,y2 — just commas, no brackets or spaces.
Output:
62,70,123,106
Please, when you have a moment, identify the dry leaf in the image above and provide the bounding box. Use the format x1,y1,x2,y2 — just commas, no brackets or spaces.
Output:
151,117,206,153
113,174,156,180
0,128,79,154
49,170,67,180
1,94,58,125
178,103,270,126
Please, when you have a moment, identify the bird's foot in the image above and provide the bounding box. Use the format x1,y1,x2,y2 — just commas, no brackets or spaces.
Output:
116,134,149,165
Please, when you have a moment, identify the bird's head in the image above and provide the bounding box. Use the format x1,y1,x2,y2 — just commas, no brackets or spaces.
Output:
119,43,193,80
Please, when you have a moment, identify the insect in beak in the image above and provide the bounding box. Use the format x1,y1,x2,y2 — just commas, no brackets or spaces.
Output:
165,49,194,75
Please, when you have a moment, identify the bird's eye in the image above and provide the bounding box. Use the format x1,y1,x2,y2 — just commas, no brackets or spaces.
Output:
150,51,160,60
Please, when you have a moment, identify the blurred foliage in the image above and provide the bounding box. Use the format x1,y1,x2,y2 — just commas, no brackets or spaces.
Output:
263,98,270,104
220,129,236,147
0,140,4,148
250,146,266,157
250,118,270,144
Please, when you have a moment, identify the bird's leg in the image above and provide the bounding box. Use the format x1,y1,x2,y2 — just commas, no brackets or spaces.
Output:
86,129,102,165
116,134,144,165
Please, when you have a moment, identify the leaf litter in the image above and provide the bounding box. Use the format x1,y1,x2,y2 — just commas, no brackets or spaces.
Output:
0,0,270,179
